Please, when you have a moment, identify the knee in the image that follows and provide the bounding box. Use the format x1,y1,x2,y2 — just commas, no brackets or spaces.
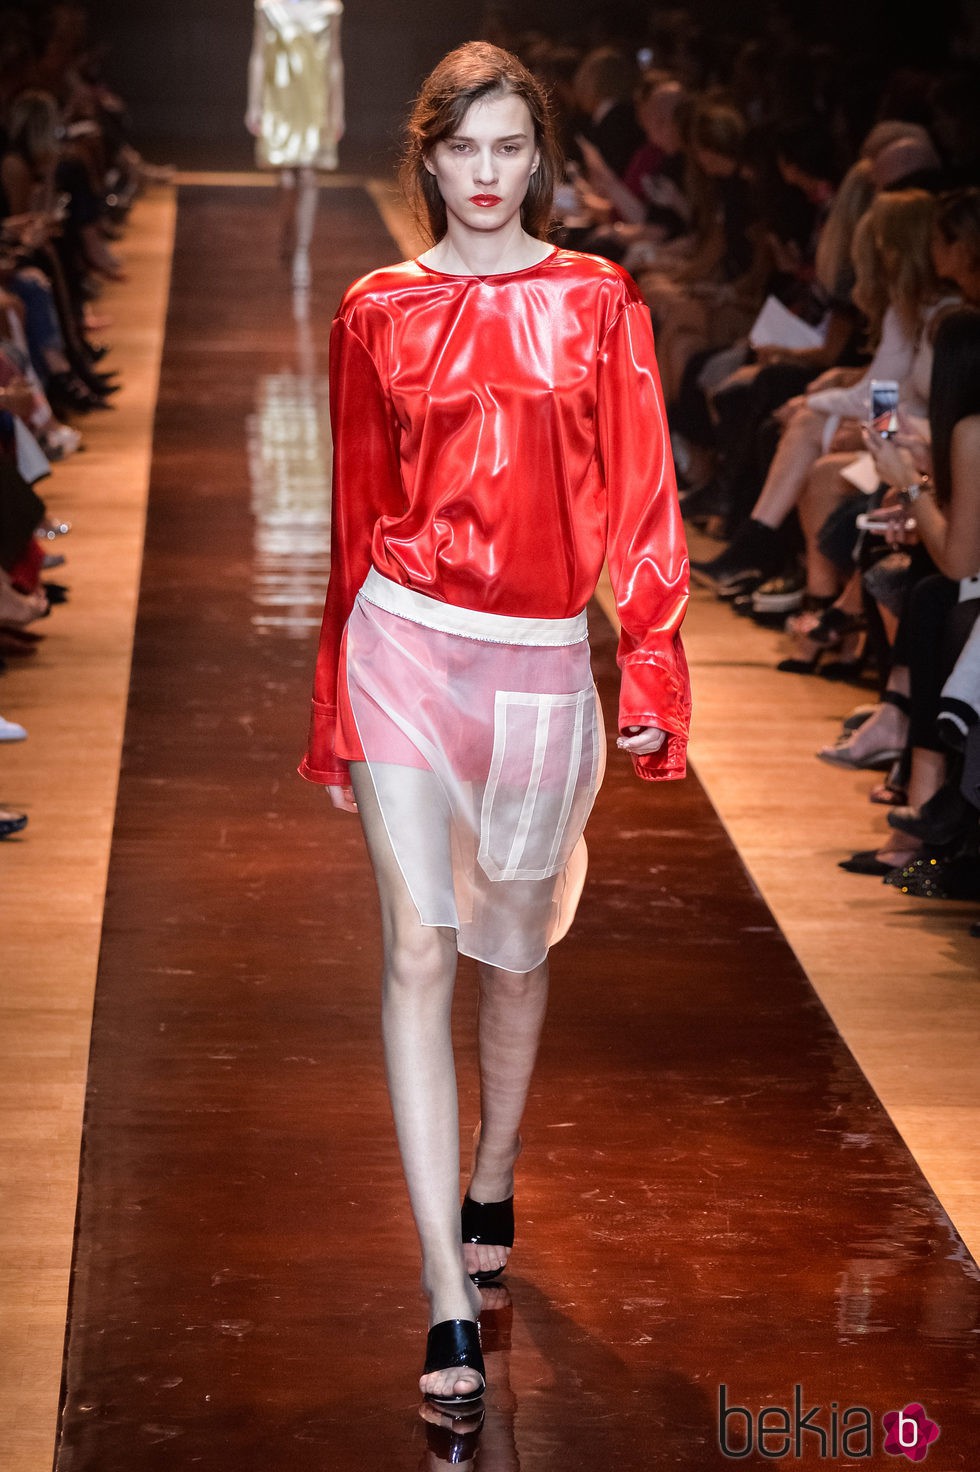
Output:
380,919,456,997
477,961,549,1004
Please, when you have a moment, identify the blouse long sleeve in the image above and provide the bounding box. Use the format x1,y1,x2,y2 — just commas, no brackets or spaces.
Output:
298,317,401,784
597,298,691,781
804,307,913,420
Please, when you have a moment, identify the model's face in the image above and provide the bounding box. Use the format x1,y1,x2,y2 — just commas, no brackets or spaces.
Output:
425,91,540,233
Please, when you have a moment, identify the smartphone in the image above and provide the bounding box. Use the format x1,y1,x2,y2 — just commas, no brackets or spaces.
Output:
869,379,900,438
855,511,915,534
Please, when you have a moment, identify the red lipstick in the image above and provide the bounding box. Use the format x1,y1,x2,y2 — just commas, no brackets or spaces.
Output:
470,194,502,207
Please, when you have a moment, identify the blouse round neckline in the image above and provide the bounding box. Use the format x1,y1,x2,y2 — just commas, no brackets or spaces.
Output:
413,245,562,281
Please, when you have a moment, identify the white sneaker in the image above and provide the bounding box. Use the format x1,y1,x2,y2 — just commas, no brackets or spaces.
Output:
42,422,84,460
0,715,28,742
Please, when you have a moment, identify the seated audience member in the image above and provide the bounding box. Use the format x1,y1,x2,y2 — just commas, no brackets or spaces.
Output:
932,187,980,304
573,46,644,178
829,309,980,881
636,102,763,403
691,191,950,597
1,0,161,841
873,133,946,193
678,159,876,534
774,187,980,653
576,77,691,253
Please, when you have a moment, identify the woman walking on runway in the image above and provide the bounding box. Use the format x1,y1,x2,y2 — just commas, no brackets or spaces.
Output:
300,42,691,1408
246,0,344,288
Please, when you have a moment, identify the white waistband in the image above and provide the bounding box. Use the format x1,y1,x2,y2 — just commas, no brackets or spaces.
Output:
358,567,589,647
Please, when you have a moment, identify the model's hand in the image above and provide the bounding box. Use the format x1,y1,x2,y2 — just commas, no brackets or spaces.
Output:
617,725,667,756
327,783,358,812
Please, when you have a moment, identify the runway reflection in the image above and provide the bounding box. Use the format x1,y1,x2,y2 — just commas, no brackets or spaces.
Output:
247,304,330,636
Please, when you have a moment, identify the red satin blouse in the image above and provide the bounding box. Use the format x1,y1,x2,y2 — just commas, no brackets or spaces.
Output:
299,246,691,785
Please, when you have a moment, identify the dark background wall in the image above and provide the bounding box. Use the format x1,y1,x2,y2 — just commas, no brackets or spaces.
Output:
92,0,977,170
88,0,794,169
96,0,487,171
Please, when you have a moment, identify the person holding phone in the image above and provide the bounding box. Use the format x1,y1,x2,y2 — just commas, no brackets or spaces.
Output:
692,191,952,598
299,42,690,1408
830,307,980,873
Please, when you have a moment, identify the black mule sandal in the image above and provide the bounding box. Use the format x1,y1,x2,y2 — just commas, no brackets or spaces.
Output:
461,1193,515,1284
423,1319,486,1409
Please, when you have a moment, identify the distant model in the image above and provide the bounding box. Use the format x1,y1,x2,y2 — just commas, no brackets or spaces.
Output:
246,0,345,288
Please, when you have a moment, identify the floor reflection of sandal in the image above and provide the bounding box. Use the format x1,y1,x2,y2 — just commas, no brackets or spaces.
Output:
462,1194,514,1284
422,1319,486,1410
420,1402,485,1465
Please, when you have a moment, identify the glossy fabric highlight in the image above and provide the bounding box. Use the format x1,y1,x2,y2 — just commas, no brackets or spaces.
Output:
253,0,343,171
300,249,690,786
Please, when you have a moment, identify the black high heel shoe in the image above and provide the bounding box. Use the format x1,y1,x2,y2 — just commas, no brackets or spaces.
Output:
461,1193,515,1284
887,784,977,846
47,373,111,415
423,1319,486,1409
778,606,865,675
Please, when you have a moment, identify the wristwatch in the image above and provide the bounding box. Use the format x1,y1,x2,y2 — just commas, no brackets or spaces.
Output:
901,476,932,505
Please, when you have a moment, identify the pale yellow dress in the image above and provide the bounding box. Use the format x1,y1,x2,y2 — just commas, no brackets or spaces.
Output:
251,0,344,171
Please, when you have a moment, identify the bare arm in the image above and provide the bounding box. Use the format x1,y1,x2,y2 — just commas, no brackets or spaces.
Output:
867,416,980,581
914,416,980,580
328,12,345,142
245,13,265,133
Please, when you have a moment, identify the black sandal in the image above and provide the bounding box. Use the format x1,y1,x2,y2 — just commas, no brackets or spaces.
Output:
461,1193,515,1284
422,1319,486,1409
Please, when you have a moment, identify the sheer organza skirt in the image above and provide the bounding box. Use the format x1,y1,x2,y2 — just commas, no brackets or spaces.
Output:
342,569,605,972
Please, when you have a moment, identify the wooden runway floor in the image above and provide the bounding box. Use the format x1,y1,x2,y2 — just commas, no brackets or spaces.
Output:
52,187,979,1467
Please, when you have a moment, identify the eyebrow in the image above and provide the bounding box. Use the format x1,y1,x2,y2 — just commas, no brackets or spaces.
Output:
445,131,530,144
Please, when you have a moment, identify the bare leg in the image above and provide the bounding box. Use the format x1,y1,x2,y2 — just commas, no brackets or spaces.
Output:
349,764,482,1401
869,754,939,866
292,167,318,288
463,956,549,1280
820,665,910,763
654,294,710,404
798,454,858,600
905,747,946,812
278,169,297,262
752,404,827,529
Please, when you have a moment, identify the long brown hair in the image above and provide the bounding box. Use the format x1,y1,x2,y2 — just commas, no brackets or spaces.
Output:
928,306,980,508
400,42,563,244
871,190,940,337
813,158,875,298
850,190,940,346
